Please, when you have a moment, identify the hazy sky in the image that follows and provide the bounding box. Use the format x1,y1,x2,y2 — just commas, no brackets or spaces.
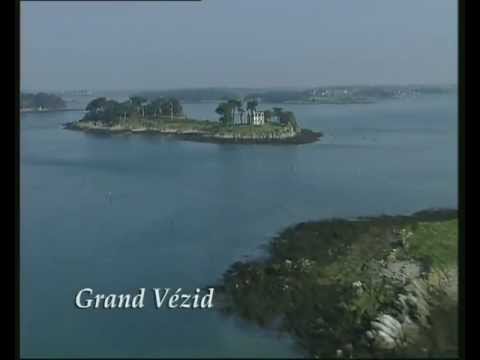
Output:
21,0,458,91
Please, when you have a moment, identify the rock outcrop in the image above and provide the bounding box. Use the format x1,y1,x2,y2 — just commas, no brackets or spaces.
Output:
364,260,456,352
365,278,430,350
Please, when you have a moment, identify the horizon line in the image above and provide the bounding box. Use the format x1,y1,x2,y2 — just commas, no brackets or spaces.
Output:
21,82,458,94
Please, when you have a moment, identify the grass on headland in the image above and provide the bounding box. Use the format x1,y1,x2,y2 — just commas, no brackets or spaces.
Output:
404,219,457,269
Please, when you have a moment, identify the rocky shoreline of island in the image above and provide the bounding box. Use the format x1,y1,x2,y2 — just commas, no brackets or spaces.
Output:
215,208,458,358
179,128,322,145
63,120,322,145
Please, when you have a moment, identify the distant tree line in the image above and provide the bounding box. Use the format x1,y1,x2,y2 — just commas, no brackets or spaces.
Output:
246,91,306,103
244,85,455,103
135,88,243,103
82,96,183,124
131,85,454,105
21,92,66,110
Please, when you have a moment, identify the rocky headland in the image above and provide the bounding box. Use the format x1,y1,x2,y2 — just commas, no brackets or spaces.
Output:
216,209,458,358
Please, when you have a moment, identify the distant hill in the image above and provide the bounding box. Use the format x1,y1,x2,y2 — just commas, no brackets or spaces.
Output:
135,85,456,104
21,92,66,111
136,88,247,103
246,85,456,103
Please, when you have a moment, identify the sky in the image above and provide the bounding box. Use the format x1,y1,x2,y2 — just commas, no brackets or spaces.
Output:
21,0,458,92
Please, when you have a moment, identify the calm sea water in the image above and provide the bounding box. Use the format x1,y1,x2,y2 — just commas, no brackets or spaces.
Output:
20,94,457,358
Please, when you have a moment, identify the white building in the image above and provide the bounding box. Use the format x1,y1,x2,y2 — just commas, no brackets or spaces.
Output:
235,110,264,126
234,110,247,125
252,110,265,125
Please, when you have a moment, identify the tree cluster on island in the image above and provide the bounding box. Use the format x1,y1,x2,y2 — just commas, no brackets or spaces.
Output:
81,96,184,124
82,95,299,131
215,98,298,129
21,92,66,111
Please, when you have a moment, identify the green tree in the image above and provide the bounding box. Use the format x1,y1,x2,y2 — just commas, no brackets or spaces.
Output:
234,99,243,123
238,108,246,124
264,110,273,122
160,98,183,118
279,111,298,129
215,102,227,123
129,96,147,107
246,99,258,116
272,107,283,122
116,101,136,121
169,98,183,116
216,102,234,124
149,98,164,118
96,100,122,124
227,99,242,123
129,96,147,116
86,97,108,113
143,102,156,118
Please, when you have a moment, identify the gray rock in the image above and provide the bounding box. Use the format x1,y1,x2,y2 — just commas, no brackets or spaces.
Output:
373,314,402,336
372,330,397,350
369,314,405,350
401,316,421,344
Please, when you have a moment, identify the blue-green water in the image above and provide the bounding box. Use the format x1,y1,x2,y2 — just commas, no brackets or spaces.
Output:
20,95,457,358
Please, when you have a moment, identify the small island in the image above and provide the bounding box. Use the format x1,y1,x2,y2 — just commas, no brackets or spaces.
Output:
21,92,67,112
64,96,322,144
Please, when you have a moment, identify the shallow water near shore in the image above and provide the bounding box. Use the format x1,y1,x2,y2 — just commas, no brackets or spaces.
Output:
21,94,457,358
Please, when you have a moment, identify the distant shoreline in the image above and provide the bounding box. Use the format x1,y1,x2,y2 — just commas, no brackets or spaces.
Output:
21,108,86,113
